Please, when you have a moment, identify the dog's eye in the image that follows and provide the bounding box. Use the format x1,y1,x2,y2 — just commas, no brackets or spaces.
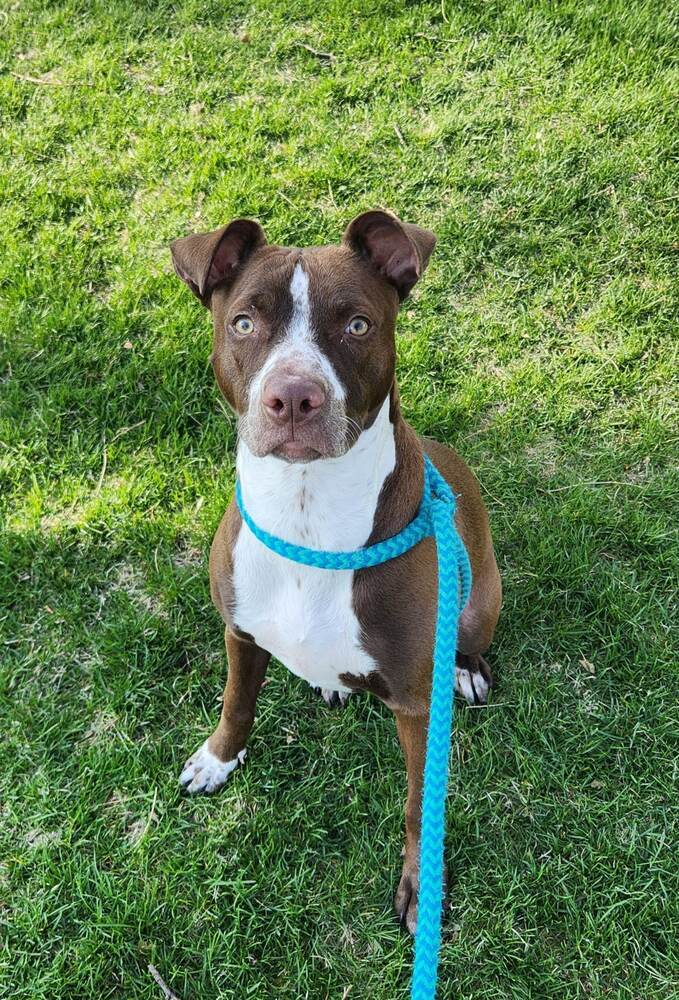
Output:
233,315,255,335
346,316,371,337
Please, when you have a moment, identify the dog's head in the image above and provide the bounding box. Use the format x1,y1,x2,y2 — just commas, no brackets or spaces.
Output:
171,211,435,462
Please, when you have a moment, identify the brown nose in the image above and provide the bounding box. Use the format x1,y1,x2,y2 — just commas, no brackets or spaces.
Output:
261,374,327,426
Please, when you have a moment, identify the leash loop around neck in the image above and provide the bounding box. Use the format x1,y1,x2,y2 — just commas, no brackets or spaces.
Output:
236,452,472,999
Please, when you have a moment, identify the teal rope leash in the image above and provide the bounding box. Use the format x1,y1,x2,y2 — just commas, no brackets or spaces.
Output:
412,466,471,1000
236,454,471,1000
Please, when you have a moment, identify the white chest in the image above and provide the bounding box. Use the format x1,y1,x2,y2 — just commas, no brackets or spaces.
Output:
232,534,370,692
231,398,396,692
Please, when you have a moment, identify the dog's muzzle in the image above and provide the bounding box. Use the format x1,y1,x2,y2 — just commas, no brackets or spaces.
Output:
241,363,347,462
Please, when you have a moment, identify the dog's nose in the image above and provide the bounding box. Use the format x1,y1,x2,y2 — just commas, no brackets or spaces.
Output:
262,374,327,426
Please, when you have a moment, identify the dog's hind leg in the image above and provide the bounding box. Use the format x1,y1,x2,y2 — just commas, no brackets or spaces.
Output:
455,550,501,706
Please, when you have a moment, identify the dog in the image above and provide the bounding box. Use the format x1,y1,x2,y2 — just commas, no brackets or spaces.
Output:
170,210,501,933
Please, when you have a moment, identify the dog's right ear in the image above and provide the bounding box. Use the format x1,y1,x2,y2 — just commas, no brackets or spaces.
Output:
170,219,267,305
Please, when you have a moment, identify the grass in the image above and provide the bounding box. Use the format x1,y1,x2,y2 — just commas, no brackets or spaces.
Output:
1,0,678,997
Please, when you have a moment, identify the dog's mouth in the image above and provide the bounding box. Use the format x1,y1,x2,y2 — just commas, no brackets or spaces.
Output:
272,441,323,463
239,425,346,463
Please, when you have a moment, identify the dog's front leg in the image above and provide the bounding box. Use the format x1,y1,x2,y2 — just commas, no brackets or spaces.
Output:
180,628,270,794
393,710,430,934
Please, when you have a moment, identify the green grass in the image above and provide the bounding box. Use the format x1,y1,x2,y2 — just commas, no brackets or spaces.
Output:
1,0,678,997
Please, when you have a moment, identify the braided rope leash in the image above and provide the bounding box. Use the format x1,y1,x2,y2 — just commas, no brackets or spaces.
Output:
411,462,471,1000
236,454,471,1000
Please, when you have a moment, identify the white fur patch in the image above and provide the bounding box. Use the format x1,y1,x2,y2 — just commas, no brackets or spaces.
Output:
455,668,489,705
179,740,246,794
233,396,396,692
319,688,352,707
247,261,346,408
288,263,312,345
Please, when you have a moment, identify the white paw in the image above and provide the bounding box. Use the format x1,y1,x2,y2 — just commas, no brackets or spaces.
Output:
179,740,246,794
316,688,352,708
455,668,489,706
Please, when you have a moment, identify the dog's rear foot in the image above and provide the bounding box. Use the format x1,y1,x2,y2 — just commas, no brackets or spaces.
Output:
314,687,351,708
455,652,494,706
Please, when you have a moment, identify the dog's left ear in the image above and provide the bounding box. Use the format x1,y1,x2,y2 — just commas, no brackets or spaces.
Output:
343,210,436,300
170,219,267,305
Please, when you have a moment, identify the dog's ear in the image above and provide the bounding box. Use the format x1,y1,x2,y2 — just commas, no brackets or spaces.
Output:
170,219,267,304
343,210,436,300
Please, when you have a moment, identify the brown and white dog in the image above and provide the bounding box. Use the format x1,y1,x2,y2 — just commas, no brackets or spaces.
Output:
170,211,501,933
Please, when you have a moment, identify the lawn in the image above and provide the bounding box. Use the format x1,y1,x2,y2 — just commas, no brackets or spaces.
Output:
1,0,678,997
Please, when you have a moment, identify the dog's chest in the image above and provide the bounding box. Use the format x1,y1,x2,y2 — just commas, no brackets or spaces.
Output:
231,410,396,691
232,533,370,692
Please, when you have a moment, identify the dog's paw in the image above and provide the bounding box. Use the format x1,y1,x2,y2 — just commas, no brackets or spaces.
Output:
179,740,246,794
314,687,352,708
394,869,419,935
395,862,446,935
455,653,493,706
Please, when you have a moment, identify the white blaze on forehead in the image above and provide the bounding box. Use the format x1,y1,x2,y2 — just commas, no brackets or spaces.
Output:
247,260,345,404
288,262,312,343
